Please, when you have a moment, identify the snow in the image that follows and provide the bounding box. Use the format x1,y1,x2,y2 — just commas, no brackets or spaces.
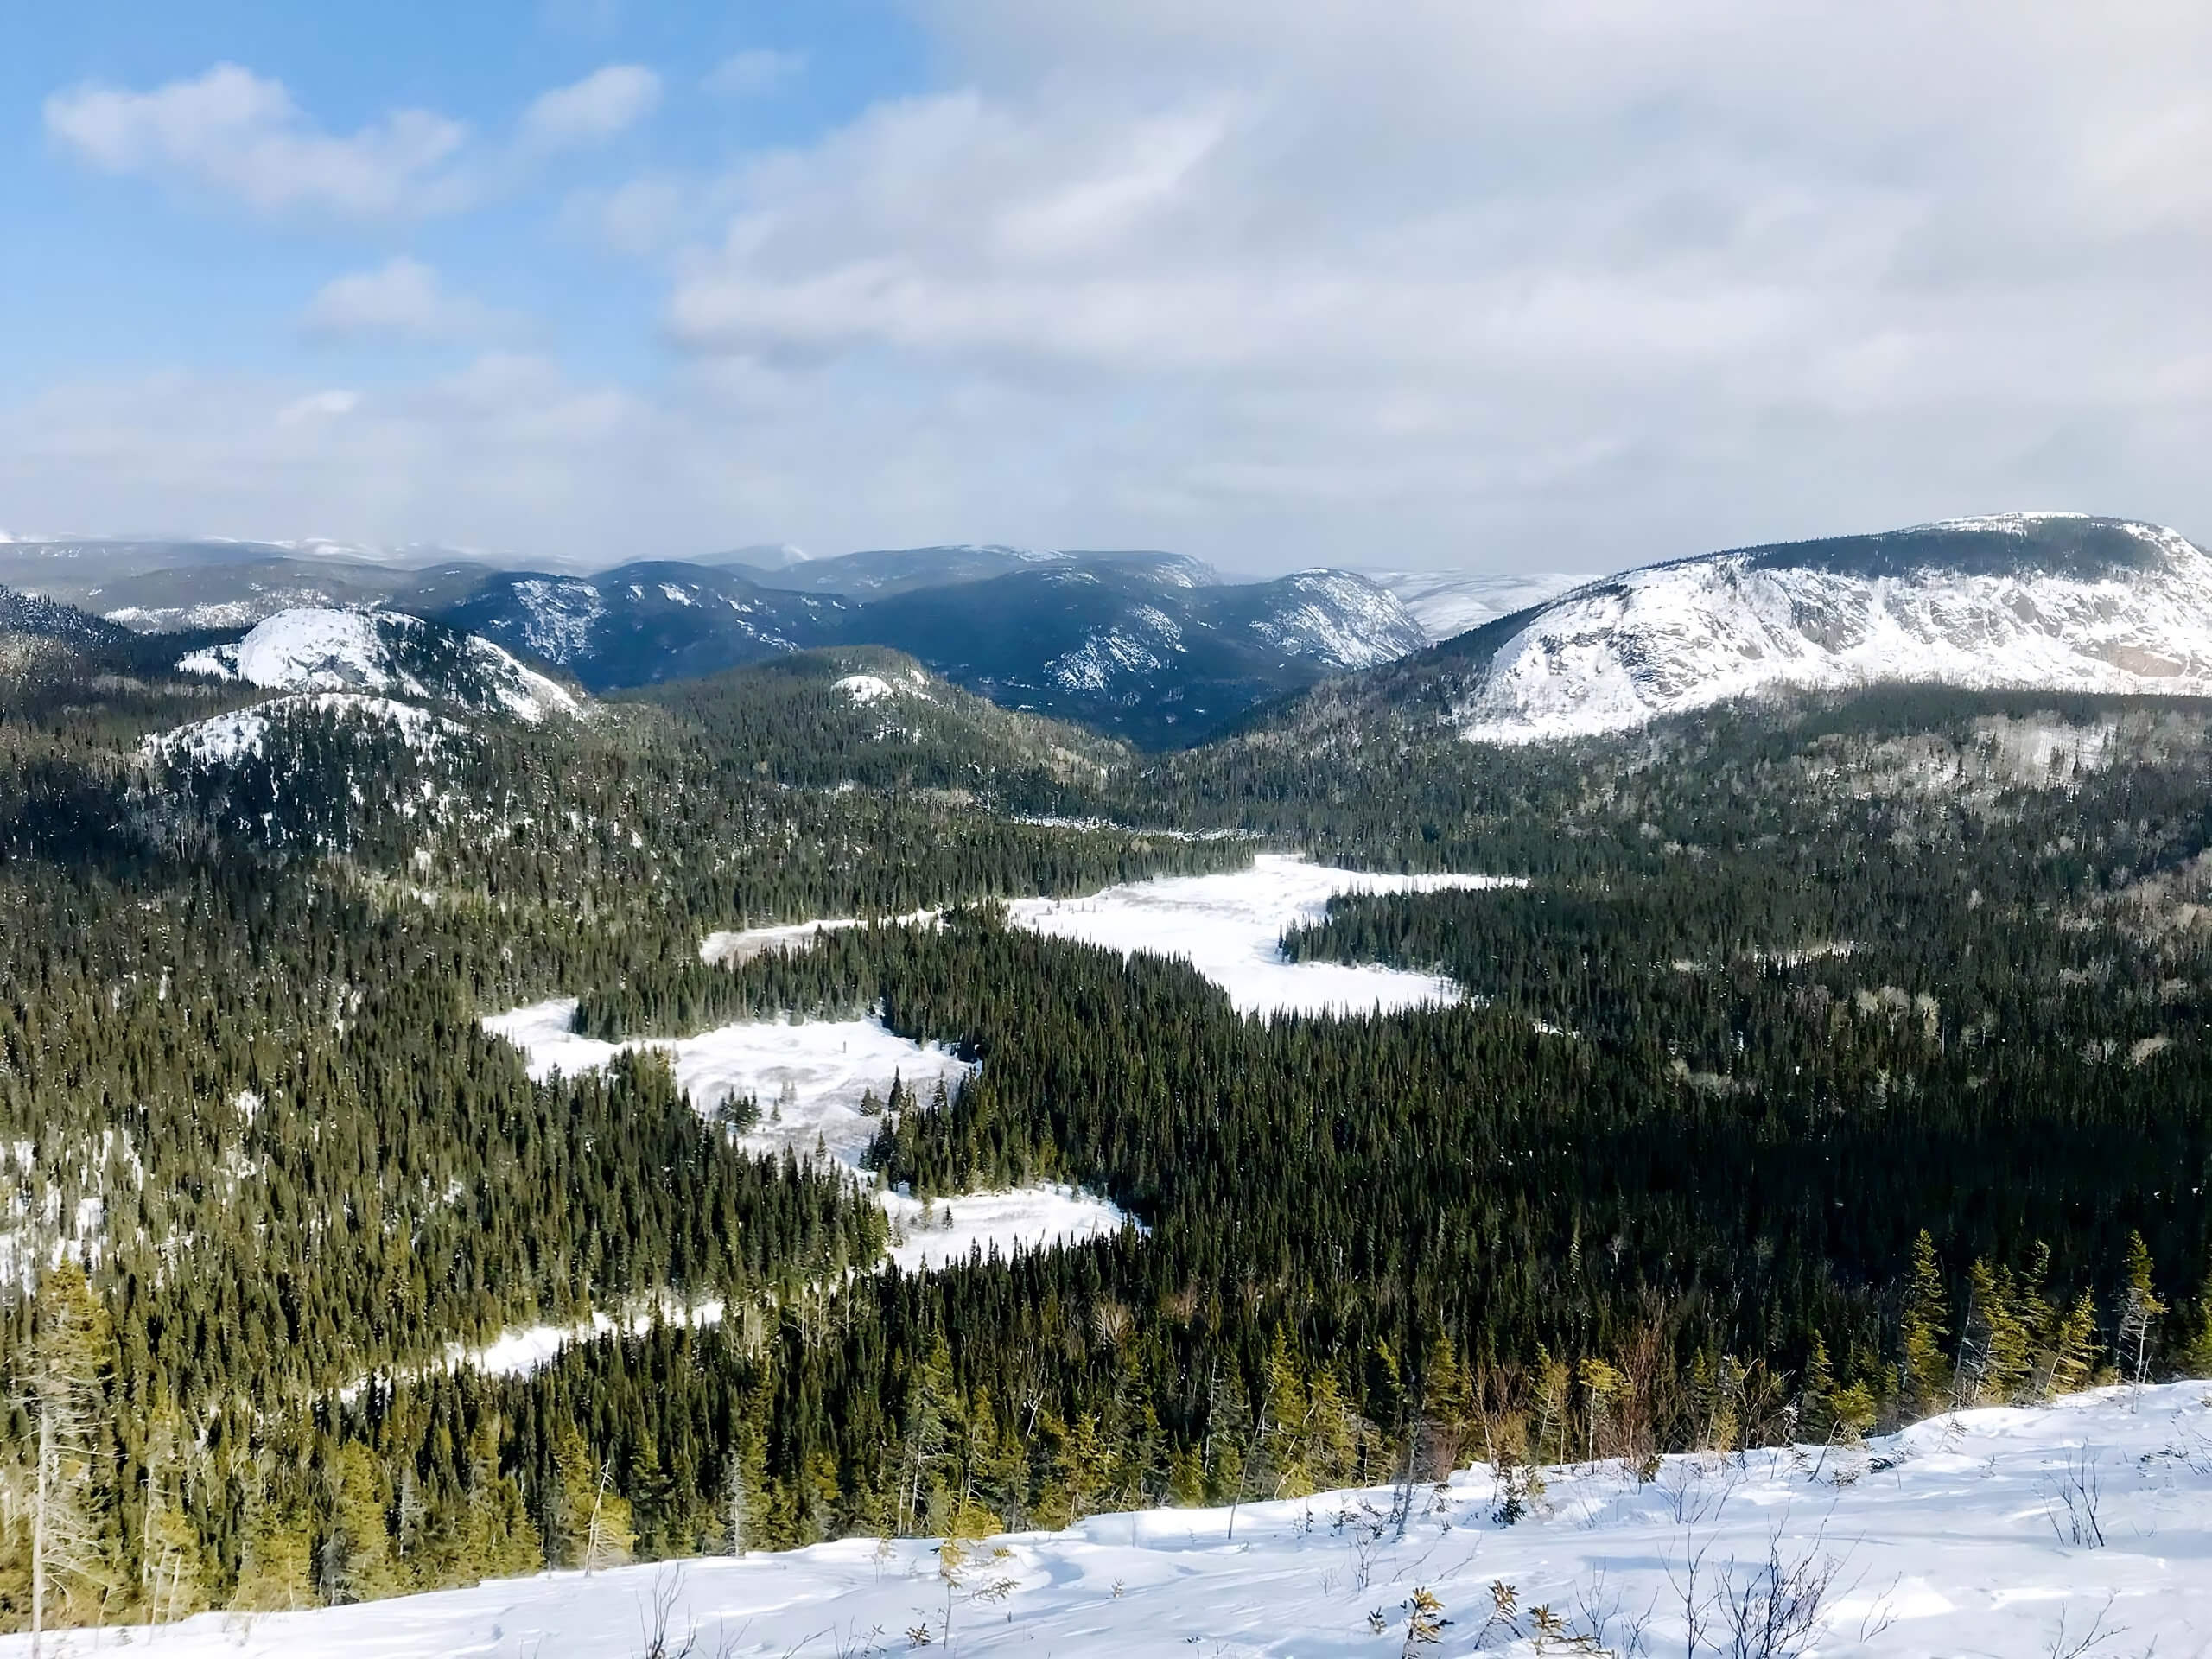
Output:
698,912,941,968
880,1183,1131,1272
141,694,451,765
1004,854,1522,1017
834,672,898,705
508,578,606,662
1459,515,2212,743
1368,569,1594,643
479,999,1131,1302
27,1379,2212,1659
175,607,581,724
1247,570,1427,668
481,997,971,1166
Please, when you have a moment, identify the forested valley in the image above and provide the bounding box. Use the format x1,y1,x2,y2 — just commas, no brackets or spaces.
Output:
3,628,2210,1633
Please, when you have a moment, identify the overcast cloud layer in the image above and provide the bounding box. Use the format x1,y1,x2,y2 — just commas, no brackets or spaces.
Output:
7,1,2210,571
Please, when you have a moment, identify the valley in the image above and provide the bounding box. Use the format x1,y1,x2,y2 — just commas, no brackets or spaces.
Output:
2,512,2210,1653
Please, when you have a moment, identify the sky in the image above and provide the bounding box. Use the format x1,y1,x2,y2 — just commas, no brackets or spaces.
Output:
2,1,2209,575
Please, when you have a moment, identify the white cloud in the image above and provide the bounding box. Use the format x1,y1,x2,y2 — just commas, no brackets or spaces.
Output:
19,6,2212,570
705,48,805,98
518,65,661,151
299,258,510,341
44,63,469,219
645,1,2212,567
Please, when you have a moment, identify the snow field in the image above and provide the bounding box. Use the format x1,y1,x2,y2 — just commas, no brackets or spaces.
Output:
481,997,972,1167
697,911,941,968
25,1381,2210,1657
477,999,1134,1337
1003,854,1523,1017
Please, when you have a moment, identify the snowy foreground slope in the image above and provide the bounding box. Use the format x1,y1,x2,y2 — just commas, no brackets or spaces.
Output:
1459,513,2212,742
22,1382,2209,1658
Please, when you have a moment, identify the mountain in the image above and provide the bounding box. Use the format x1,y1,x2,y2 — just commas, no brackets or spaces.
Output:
739,543,1216,599
0,537,477,607
0,584,137,651
639,645,1135,800
410,555,1420,744
430,563,855,690
837,564,1423,744
1367,568,1593,642
1278,513,2212,747
691,542,813,570
75,555,496,632
176,607,582,723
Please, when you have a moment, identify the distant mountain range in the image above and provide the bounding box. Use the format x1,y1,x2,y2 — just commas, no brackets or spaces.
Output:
19,514,2212,750
434,553,1421,745
17,541,1422,747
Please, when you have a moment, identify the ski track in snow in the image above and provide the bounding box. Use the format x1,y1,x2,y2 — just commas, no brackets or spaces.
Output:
26,1382,2212,1657
1004,854,1522,1017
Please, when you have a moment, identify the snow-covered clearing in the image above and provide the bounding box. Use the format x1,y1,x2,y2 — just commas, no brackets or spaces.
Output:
698,911,941,967
483,997,972,1166
1004,854,1522,1017
478,999,1131,1321
880,1182,1126,1272
29,1381,2211,1658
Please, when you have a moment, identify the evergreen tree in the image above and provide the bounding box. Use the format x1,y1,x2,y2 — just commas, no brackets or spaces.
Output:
2117,1231,2167,1385
1900,1232,1952,1417
11,1262,118,1649
320,1443,400,1606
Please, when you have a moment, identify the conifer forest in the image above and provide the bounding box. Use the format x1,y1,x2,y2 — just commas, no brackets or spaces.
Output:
3,625,2210,1636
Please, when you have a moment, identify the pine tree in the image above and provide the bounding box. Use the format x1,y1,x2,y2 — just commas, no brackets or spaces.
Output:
1797,1334,1837,1444
11,1262,118,1650
1900,1231,1952,1417
139,1406,210,1624
2117,1232,2166,1385
232,1470,315,1613
321,1443,400,1605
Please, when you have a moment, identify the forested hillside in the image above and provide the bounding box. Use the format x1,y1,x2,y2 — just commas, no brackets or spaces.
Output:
3,604,2210,1635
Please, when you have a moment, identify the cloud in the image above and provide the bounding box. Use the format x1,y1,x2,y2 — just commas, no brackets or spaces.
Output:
19,6,2212,570
647,1,2212,566
705,48,805,98
518,65,661,151
299,258,511,341
45,63,469,219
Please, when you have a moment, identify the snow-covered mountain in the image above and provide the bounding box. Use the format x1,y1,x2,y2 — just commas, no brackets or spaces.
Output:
1369,568,1594,642
176,607,581,723
0,584,135,652
9,1379,2204,1658
1453,513,2212,742
846,563,1424,745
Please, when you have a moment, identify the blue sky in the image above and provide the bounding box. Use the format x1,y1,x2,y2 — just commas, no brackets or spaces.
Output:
3,3,2210,572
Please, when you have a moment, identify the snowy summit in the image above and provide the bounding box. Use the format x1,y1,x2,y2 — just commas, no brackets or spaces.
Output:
1457,513,2212,742
177,607,580,723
